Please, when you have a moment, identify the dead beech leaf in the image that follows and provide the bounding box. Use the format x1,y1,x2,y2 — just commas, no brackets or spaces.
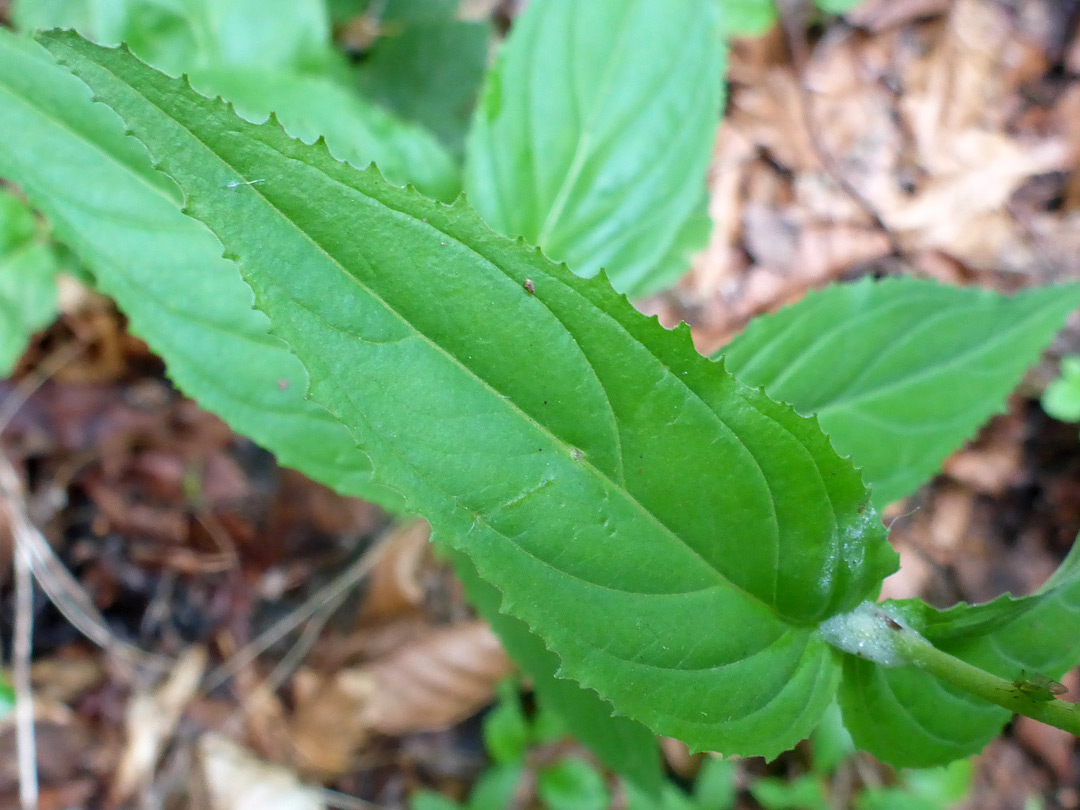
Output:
357,520,434,623
199,732,325,810
359,621,513,736
291,621,512,775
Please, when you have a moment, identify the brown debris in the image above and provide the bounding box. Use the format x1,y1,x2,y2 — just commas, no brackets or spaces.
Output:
291,621,513,776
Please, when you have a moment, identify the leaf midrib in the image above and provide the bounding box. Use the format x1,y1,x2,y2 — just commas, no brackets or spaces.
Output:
73,44,825,624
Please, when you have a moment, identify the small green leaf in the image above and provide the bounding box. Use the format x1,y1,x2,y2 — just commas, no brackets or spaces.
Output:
809,702,854,775
838,541,1080,766
902,759,973,804
46,32,896,758
857,760,973,810
626,783,699,810
464,0,724,297
722,277,1080,508
15,0,337,75
0,188,58,374
537,758,609,810
1042,355,1080,422
813,0,863,14
411,791,464,810
0,671,15,720
718,0,778,36
692,757,737,810
469,765,524,810
751,775,829,810
483,680,531,765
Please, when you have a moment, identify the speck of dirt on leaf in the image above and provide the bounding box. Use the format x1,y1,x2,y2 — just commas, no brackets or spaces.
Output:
524,279,535,295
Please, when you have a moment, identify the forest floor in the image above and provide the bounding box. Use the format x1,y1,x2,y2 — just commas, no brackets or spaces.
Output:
2,0,1080,808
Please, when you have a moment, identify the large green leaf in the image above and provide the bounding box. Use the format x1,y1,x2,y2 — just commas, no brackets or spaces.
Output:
0,188,58,374
464,0,723,297
838,542,1080,766
188,67,460,201
0,30,380,496
45,32,897,757
0,30,658,785
719,277,1080,765
721,277,1080,508
14,0,459,200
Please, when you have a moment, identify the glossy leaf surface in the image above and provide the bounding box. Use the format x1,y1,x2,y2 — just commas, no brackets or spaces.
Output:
464,0,723,297
188,67,460,201
722,277,1080,508
44,32,896,757
0,29,658,783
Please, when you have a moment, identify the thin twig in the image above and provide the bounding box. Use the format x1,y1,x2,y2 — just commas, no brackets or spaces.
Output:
1,341,172,673
12,506,37,810
203,533,394,692
219,592,345,737
317,788,384,810
11,500,171,673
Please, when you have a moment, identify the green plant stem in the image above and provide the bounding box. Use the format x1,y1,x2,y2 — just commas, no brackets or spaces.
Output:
890,624,1080,736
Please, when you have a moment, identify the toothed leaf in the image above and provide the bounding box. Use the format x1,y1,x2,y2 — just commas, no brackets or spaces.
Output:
0,30,388,499
188,67,460,202
43,31,897,757
722,277,1080,508
0,29,659,787
451,550,662,786
838,542,1080,766
464,0,723,297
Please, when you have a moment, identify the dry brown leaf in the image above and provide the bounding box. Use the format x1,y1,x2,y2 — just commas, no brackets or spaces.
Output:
1013,716,1076,783
688,125,756,297
30,654,105,705
360,621,513,735
290,668,375,776
111,647,207,804
730,68,818,171
791,224,892,280
357,520,434,624
290,621,512,776
941,410,1027,496
199,733,325,810
1056,86,1080,212
845,0,952,32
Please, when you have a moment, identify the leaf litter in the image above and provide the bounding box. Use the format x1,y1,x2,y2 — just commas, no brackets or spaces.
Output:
3,1,1080,808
